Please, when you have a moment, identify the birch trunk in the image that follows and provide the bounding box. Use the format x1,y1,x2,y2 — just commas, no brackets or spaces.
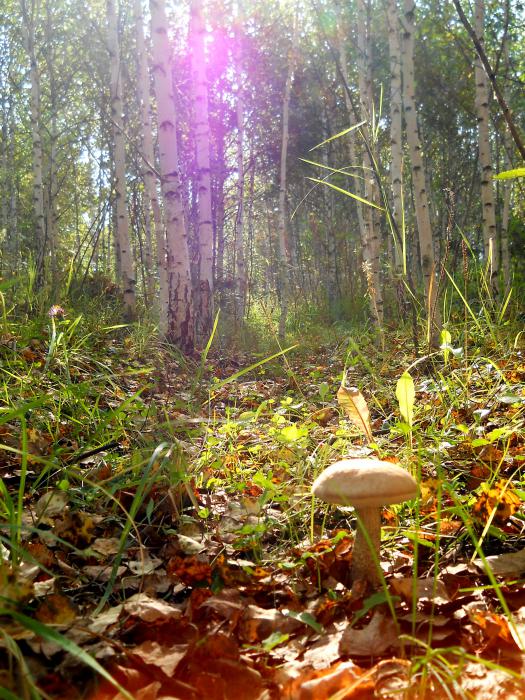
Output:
277,17,297,343
335,11,366,274
107,0,136,318
500,30,512,289
150,0,194,351
134,0,167,310
44,0,58,285
20,0,46,287
400,0,440,340
356,0,383,326
386,0,404,274
190,0,214,339
233,11,247,323
474,0,498,291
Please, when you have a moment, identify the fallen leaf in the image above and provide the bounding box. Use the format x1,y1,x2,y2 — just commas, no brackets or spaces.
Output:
337,385,373,442
339,613,398,656
475,547,525,579
390,576,450,605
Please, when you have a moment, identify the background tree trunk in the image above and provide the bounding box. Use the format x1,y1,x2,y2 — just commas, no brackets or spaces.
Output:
150,0,194,351
277,17,297,343
20,0,46,288
107,0,136,318
474,0,498,291
400,0,440,341
386,0,404,275
233,10,247,324
190,0,214,340
134,0,167,311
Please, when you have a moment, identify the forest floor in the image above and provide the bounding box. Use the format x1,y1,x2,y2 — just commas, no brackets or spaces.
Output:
1,306,525,699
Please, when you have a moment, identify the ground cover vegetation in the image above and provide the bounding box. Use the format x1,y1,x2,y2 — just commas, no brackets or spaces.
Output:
1,0,525,697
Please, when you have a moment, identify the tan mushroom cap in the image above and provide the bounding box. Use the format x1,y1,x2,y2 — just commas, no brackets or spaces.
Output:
312,458,418,507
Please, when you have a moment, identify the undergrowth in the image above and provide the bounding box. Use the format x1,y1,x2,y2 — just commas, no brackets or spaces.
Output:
0,281,524,698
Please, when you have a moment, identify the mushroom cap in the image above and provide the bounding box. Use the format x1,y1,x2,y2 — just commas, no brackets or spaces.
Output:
312,458,418,508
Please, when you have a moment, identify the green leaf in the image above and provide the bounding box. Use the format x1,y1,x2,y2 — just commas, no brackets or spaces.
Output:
396,372,415,427
0,610,134,700
278,424,308,442
493,168,525,180
281,609,325,634
262,631,290,651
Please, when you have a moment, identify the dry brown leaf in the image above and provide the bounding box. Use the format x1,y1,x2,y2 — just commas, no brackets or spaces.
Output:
390,576,450,605
130,640,188,676
475,547,525,579
337,386,373,443
123,592,183,623
238,604,304,643
283,660,372,700
34,593,77,625
339,613,398,657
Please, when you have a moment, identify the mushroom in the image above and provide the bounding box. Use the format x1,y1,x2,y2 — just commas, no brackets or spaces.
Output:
312,458,418,587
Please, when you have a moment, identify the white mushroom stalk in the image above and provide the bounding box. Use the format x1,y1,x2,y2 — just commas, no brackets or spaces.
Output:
312,458,418,587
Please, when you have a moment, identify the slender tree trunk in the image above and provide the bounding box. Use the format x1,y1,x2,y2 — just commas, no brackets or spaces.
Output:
214,126,226,295
134,0,167,310
320,110,338,318
44,0,58,286
190,0,214,340
474,0,498,291
150,0,194,351
277,17,297,343
386,0,404,274
107,0,136,318
356,0,383,326
500,26,512,289
20,0,46,287
233,11,247,323
335,10,366,277
400,0,440,341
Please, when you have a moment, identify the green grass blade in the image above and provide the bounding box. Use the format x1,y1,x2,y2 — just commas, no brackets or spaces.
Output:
0,610,134,700
309,121,366,151
306,177,384,210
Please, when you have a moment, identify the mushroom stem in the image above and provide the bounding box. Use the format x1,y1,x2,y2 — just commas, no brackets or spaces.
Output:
351,506,382,586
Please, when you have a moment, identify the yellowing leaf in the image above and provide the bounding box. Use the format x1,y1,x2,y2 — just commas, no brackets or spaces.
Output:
337,385,373,443
396,372,415,427
493,167,525,180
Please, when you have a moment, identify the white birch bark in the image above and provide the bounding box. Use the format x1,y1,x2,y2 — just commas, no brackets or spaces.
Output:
20,0,46,286
190,0,214,338
107,0,136,317
474,0,498,290
400,0,440,339
335,12,366,270
277,17,298,342
150,0,194,351
233,13,247,323
134,0,167,309
356,0,383,326
386,0,404,273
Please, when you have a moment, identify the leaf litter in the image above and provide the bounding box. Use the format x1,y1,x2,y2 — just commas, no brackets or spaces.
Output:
1,327,525,698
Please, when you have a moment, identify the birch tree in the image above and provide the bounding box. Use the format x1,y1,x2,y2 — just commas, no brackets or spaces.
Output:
386,0,404,274
20,0,45,286
474,0,498,289
400,0,440,340
134,0,167,307
233,11,247,323
190,0,214,338
107,0,136,317
356,0,383,326
150,0,194,351
277,17,298,342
